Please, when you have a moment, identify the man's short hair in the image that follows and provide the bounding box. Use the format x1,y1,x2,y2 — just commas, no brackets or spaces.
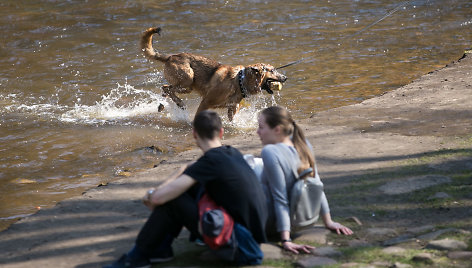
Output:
193,110,222,140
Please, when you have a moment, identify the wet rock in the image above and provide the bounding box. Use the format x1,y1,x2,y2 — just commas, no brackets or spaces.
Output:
132,145,166,156
143,145,165,155
97,182,108,187
378,175,451,195
348,239,372,248
293,227,330,245
425,238,467,251
311,246,342,257
365,228,398,240
405,225,435,235
296,256,337,268
447,251,472,260
417,228,460,241
427,192,451,200
116,171,132,177
383,234,415,246
260,243,284,260
382,246,407,255
411,252,434,264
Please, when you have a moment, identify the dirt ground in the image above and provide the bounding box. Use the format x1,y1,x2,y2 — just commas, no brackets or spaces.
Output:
0,52,471,268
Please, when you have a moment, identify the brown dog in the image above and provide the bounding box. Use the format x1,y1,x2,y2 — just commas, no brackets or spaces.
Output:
141,27,287,121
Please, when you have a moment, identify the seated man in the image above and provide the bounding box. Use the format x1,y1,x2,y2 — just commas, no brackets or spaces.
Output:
104,110,268,268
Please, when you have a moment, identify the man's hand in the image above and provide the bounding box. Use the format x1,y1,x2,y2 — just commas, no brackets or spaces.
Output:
142,188,156,210
142,174,197,210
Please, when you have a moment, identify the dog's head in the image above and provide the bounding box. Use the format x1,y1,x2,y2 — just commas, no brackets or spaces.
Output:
245,63,287,95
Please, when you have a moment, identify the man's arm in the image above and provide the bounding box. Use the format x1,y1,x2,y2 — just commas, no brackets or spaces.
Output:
143,165,197,210
151,174,197,205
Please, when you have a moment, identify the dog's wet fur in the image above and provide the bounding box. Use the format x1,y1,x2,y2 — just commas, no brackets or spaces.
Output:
141,27,287,121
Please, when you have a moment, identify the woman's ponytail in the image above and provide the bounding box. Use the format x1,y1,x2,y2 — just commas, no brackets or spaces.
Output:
291,121,315,175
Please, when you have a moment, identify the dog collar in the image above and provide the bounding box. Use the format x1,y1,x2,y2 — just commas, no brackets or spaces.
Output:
238,69,248,98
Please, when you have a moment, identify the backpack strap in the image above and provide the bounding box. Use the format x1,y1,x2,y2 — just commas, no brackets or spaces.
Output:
298,168,313,179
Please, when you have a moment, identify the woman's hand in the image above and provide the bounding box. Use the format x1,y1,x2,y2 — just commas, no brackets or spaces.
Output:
322,213,354,235
325,221,353,235
282,241,315,254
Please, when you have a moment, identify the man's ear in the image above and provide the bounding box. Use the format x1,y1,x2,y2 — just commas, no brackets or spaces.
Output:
192,129,198,139
218,128,224,139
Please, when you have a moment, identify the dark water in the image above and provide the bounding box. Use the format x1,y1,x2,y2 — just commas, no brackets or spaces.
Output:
1,0,471,230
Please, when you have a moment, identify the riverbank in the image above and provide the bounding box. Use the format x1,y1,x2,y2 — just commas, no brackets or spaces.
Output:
0,51,471,267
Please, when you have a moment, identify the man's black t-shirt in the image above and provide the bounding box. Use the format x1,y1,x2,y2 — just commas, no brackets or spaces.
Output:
184,145,267,243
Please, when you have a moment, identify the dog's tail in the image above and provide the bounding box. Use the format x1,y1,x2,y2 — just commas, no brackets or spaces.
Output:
141,27,170,62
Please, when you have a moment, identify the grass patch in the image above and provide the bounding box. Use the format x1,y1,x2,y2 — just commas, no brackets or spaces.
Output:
433,231,472,248
403,148,472,165
408,171,472,203
337,246,421,266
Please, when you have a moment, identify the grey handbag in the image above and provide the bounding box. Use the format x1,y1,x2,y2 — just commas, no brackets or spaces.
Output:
289,167,324,229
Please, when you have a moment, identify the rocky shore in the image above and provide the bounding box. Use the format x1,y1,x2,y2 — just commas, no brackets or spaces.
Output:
0,52,471,268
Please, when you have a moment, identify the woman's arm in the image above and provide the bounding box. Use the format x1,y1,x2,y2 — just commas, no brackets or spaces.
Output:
279,230,315,254
318,189,353,235
261,146,291,232
321,212,353,235
262,146,315,254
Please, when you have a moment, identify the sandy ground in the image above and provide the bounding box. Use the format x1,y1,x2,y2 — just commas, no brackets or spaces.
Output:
0,51,471,268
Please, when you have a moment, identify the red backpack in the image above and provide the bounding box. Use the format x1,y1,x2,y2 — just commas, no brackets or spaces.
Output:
198,193,234,250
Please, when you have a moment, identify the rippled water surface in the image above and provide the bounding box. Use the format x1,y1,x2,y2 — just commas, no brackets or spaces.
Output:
1,0,471,230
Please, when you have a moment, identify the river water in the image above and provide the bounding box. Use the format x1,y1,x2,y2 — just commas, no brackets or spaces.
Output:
0,0,471,230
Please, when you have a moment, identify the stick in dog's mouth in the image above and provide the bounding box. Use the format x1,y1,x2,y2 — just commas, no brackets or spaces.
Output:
262,79,284,94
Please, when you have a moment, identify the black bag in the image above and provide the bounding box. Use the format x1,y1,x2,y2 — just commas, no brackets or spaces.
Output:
289,167,324,229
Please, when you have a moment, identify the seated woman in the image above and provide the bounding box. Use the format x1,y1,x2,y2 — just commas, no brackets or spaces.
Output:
256,106,353,254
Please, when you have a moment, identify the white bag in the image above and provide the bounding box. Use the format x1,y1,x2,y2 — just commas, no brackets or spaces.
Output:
290,168,324,228
243,155,323,228
243,154,264,180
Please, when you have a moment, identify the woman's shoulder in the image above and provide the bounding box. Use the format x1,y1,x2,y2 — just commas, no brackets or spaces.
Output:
261,143,285,155
262,143,296,159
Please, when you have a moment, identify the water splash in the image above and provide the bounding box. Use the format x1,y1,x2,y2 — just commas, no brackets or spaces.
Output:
61,81,170,125
2,80,279,131
228,93,280,130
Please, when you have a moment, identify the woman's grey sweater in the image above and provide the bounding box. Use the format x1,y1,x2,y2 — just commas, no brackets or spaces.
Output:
261,143,329,232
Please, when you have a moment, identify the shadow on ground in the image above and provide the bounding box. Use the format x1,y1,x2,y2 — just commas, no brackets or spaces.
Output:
0,147,471,267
